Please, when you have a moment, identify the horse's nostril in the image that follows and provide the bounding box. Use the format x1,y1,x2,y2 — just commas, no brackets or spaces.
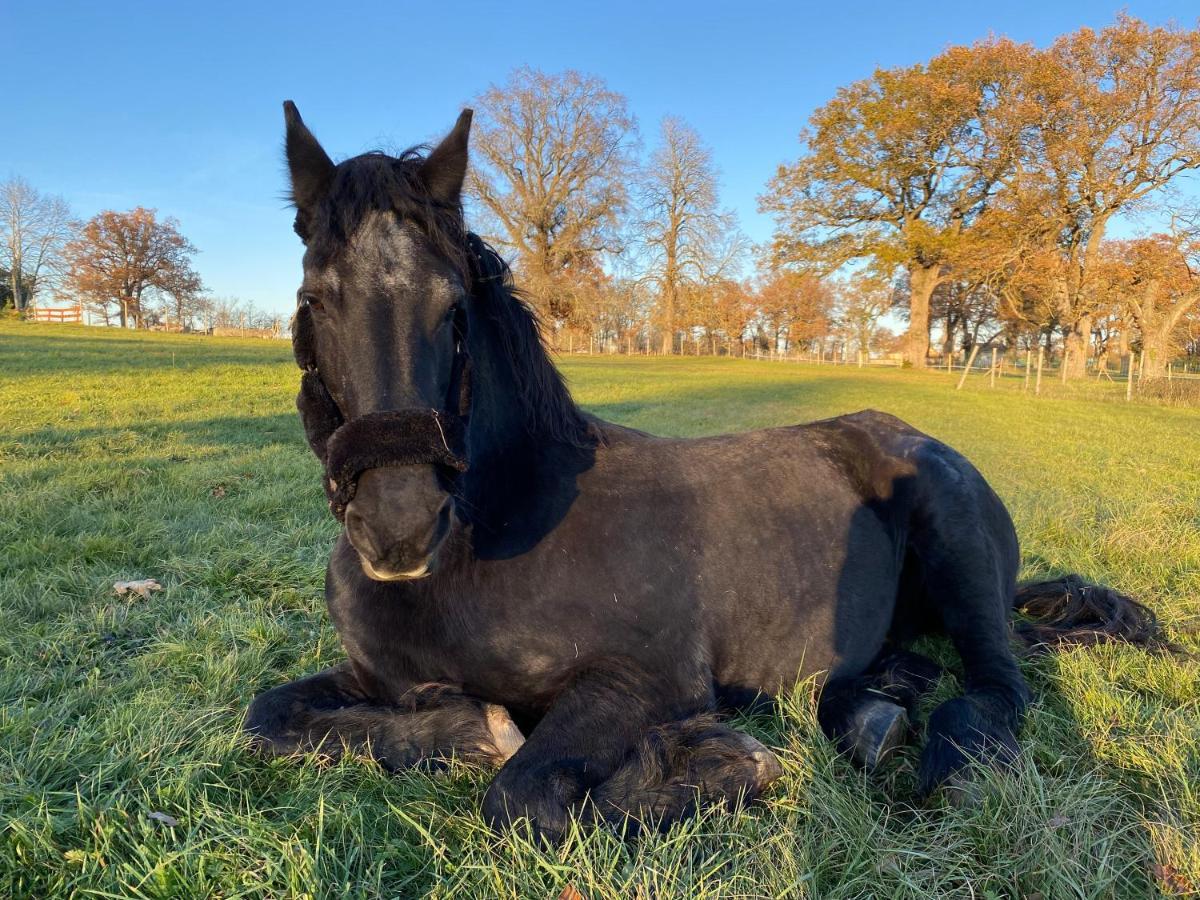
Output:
345,509,381,560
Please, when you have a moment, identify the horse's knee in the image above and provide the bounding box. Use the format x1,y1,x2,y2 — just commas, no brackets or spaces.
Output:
482,760,584,842
243,686,305,752
244,686,285,737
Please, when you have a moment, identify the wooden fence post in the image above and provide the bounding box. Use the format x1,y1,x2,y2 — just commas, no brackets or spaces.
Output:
1024,349,1032,392
989,348,997,388
956,344,981,390
1035,345,1045,396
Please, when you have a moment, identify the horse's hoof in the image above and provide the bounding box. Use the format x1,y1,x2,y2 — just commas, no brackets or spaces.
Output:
729,732,784,788
484,704,526,762
850,699,908,770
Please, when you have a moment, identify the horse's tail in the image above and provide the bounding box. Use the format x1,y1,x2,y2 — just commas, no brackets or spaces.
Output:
1012,574,1169,653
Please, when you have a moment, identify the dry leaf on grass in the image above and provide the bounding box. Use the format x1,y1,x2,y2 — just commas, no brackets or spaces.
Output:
114,579,162,599
147,811,178,827
557,886,587,900
1152,863,1196,895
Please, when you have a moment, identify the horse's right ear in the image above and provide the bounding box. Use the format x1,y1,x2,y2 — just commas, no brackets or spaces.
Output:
284,101,335,219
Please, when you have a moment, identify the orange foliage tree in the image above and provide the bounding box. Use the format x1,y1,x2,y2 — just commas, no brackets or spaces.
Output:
65,208,203,328
1095,233,1200,376
761,38,1030,367
1017,16,1200,377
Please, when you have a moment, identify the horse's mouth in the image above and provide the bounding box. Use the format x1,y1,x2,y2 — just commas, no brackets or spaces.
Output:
359,557,434,581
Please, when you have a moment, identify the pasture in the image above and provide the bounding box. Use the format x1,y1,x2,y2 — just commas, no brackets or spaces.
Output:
1,321,1198,898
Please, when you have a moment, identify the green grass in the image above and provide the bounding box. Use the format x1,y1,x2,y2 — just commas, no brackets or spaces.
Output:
1,321,1198,899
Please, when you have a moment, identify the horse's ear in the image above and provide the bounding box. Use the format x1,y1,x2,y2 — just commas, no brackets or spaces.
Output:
284,101,335,217
419,109,472,205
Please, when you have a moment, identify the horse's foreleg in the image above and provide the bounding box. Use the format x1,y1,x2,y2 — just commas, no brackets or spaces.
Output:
481,659,782,841
481,658,716,841
244,662,523,771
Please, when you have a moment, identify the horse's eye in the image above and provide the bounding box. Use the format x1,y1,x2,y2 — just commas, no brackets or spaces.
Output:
303,294,324,312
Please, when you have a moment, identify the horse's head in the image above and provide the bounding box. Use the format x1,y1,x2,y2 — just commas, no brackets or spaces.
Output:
284,102,473,581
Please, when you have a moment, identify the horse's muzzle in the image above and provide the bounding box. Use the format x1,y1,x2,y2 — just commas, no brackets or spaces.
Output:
345,468,454,581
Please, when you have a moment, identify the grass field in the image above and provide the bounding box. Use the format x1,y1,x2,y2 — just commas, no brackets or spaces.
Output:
1,321,1198,899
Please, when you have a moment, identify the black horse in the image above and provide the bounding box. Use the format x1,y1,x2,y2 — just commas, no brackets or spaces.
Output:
245,104,1159,840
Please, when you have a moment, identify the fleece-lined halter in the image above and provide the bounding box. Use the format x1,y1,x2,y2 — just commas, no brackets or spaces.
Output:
291,244,479,522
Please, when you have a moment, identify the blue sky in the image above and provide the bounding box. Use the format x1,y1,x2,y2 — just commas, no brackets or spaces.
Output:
5,0,1196,316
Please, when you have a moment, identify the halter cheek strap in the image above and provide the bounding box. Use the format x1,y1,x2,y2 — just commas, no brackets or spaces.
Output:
291,301,471,522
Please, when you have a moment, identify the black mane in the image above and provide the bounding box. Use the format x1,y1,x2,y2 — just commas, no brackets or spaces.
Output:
464,234,594,449
297,147,593,449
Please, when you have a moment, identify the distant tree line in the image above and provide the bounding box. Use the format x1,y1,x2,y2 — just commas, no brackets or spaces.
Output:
762,14,1200,376
5,14,1199,374
462,16,1200,376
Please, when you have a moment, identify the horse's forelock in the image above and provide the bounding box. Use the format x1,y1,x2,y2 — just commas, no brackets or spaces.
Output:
301,148,469,277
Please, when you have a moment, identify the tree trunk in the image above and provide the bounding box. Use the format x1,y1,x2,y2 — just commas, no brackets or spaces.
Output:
1141,326,1175,379
904,264,939,368
1062,313,1092,379
8,267,22,312
941,313,955,357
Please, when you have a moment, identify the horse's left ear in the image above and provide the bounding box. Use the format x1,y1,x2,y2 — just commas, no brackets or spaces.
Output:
419,109,472,205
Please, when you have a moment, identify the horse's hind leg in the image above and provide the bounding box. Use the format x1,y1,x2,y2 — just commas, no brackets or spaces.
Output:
817,649,943,769
869,648,944,712
244,662,523,770
912,479,1031,799
588,715,783,835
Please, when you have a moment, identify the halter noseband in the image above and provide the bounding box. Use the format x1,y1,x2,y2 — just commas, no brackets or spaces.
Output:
292,283,473,523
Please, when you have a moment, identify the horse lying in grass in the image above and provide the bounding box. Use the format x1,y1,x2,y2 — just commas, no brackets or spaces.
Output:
244,104,1161,841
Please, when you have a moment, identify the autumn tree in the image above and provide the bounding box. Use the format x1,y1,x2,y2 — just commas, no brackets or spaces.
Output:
762,38,1030,367
635,117,745,353
583,276,651,352
1097,232,1200,376
705,279,756,354
467,67,638,329
836,274,895,357
757,271,833,352
0,177,76,311
1018,16,1200,377
65,208,203,328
